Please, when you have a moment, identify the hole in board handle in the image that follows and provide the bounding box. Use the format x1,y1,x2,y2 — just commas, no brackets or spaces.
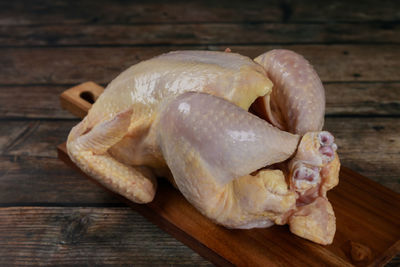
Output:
80,91,95,104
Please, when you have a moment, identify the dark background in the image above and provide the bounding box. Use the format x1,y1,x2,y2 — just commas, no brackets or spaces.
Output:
0,0,399,265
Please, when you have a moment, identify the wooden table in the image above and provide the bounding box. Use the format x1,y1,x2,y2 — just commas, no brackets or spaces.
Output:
0,1,399,266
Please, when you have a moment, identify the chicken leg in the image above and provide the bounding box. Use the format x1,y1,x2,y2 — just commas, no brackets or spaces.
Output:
157,92,299,228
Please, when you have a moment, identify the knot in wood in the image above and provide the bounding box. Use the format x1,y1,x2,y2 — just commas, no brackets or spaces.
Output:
349,241,372,263
60,213,91,245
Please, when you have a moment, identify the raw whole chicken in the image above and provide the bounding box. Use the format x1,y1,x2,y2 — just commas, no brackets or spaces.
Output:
67,49,340,245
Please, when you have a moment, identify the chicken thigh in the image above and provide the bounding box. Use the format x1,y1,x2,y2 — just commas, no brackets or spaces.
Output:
67,50,340,245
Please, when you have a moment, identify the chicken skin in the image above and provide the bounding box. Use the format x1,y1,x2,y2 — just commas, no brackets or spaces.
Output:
67,50,340,244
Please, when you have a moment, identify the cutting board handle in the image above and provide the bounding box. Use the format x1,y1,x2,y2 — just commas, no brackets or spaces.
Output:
60,81,104,118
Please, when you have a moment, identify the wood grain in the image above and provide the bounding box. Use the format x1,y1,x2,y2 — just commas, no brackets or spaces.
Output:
0,206,212,266
0,85,75,119
0,120,77,158
324,82,400,116
1,22,398,46
0,45,399,85
0,156,120,204
0,0,398,25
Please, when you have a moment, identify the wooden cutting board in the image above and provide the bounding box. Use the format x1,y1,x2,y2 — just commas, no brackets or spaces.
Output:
58,82,400,267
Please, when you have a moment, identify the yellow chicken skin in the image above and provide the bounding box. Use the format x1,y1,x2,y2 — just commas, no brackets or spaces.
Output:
67,50,340,245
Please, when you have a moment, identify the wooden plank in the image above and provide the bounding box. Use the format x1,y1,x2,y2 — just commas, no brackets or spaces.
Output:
57,143,400,266
0,85,75,119
1,22,398,46
0,0,398,25
0,45,399,85
0,120,77,158
0,156,121,204
0,206,212,266
324,82,400,116
1,82,399,119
